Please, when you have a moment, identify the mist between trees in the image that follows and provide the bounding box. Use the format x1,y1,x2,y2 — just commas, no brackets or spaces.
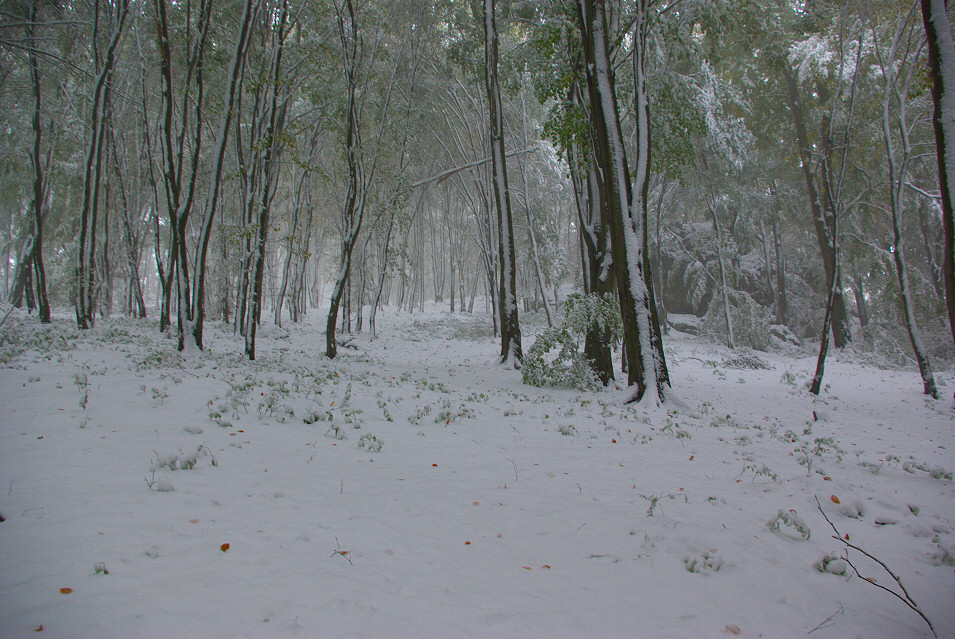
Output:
1,0,953,401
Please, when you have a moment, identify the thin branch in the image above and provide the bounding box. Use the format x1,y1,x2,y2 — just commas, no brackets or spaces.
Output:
815,497,938,639
411,147,537,190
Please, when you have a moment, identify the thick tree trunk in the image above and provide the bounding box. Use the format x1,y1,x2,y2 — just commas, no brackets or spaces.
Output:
578,0,668,403
569,126,614,385
921,0,955,370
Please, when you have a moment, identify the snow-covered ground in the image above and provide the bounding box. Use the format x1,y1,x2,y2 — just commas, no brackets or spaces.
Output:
1,306,953,638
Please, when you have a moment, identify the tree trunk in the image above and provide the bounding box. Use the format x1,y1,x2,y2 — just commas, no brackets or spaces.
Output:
852,275,868,329
709,199,736,350
782,64,851,348
26,1,50,323
246,0,289,360
921,0,955,371
879,20,939,399
326,0,366,359
77,0,129,329
482,0,522,366
578,0,668,402
773,220,788,326
185,0,258,352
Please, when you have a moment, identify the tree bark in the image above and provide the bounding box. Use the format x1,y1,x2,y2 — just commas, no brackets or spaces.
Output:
921,0,955,370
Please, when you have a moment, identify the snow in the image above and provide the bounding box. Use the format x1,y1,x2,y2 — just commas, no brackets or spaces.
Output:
1,307,954,638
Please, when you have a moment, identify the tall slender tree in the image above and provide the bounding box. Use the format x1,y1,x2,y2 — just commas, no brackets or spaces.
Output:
577,0,668,403
481,0,522,366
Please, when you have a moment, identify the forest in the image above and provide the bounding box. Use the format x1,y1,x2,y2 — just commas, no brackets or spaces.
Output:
0,0,954,637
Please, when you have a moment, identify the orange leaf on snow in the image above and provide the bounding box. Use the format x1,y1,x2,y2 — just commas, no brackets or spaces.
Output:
432,463,438,467
220,543,230,552
59,588,72,595
522,566,532,570
542,564,551,569
464,541,471,545
830,495,841,504
34,625,43,632
689,455,694,461
189,519,199,524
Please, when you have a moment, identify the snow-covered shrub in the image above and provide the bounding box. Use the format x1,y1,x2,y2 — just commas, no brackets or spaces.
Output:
433,399,474,425
408,405,431,425
701,289,774,351
814,553,847,575
150,445,215,472
522,293,622,391
684,550,723,573
357,434,383,452
325,423,346,440
767,509,811,540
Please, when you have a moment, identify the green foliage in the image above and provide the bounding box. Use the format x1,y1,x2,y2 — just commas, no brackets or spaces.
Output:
522,293,622,391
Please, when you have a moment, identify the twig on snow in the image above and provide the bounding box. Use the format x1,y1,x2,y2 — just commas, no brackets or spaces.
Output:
808,604,843,634
815,497,937,639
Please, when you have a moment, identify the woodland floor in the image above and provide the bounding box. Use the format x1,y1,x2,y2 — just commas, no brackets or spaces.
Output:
0,305,953,638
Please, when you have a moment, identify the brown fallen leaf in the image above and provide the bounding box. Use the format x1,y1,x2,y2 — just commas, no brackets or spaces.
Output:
220,543,230,552
830,495,841,504
59,588,72,595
